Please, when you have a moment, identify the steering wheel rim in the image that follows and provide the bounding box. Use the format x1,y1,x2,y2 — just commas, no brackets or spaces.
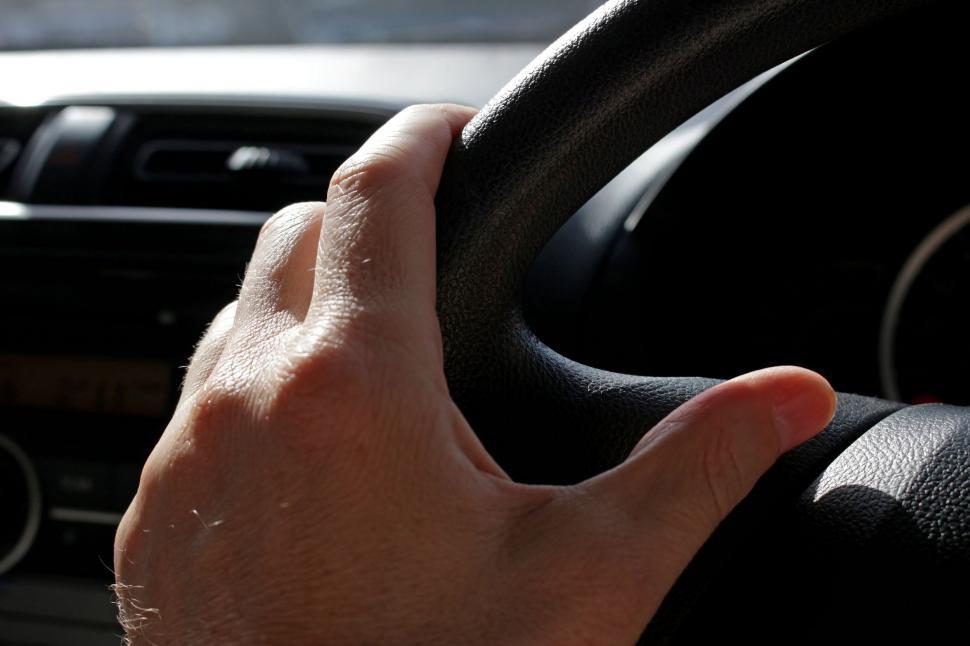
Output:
434,0,967,640
434,0,930,481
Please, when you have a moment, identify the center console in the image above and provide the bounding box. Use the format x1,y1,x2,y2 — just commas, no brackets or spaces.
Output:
0,205,265,643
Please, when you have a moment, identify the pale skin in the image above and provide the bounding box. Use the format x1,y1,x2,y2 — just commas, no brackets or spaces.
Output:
114,104,837,644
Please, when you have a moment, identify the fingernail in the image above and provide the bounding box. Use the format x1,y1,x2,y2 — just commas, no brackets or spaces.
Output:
772,381,836,451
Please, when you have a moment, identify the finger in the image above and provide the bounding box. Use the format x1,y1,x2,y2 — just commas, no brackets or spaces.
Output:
178,301,237,404
511,367,836,635
233,202,325,338
595,365,834,537
308,104,477,357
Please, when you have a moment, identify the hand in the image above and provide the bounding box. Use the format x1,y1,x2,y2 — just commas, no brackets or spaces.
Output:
114,104,836,644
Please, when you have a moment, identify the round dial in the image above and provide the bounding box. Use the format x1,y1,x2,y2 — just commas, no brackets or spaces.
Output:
881,204,970,404
0,434,41,575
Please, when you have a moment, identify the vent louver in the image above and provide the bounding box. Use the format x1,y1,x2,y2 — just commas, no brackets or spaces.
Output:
0,108,47,198
100,106,390,212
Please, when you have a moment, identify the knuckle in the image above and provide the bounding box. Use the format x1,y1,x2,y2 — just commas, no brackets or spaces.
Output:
260,327,392,457
113,506,137,562
329,149,403,202
185,379,254,438
272,335,374,418
259,201,322,239
396,103,436,124
114,463,161,574
199,302,238,344
259,206,290,238
213,300,238,323
135,450,165,496
188,302,235,364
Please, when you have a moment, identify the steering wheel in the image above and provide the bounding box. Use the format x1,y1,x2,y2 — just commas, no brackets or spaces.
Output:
434,0,966,641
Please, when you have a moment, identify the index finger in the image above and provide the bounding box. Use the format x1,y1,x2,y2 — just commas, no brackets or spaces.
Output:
308,104,476,356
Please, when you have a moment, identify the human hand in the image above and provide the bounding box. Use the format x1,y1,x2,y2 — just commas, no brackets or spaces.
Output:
114,104,836,644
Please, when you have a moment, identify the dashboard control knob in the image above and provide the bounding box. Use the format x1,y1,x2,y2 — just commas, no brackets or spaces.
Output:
0,435,41,575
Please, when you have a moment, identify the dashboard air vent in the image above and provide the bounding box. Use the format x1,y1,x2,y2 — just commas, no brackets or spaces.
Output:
0,108,47,198
100,106,390,212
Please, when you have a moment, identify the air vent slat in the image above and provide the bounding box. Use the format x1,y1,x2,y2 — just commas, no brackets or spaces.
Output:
98,107,390,212
140,144,232,179
0,107,47,198
0,139,20,175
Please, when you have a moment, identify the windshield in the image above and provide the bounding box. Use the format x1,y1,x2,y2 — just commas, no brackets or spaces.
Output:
0,0,601,50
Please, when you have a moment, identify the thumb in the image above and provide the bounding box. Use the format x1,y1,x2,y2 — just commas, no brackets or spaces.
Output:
590,366,834,547
554,367,834,622
601,366,836,528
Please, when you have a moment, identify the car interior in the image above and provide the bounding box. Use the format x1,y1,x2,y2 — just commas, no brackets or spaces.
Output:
1,1,968,643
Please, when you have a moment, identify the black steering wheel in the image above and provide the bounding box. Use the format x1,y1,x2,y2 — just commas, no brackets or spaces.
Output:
434,0,966,641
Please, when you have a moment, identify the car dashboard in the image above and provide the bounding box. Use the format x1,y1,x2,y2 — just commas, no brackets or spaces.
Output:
0,7,967,643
